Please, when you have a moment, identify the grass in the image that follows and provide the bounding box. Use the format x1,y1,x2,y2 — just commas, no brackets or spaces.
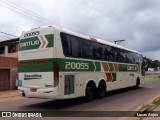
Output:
153,98,160,106
137,97,160,120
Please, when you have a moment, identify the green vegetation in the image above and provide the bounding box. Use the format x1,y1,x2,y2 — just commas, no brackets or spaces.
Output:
153,98,160,106
144,57,160,70
137,97,160,120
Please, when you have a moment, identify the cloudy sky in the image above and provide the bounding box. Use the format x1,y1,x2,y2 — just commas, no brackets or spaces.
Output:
0,0,160,60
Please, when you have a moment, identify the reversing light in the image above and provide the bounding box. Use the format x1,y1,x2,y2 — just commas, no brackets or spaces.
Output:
54,63,59,87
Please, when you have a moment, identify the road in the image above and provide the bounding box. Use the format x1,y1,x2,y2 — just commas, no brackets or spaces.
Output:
0,79,160,120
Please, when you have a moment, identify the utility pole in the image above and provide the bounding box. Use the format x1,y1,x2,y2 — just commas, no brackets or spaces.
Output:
114,39,125,45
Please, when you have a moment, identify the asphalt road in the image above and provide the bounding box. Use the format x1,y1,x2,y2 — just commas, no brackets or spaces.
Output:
0,79,160,120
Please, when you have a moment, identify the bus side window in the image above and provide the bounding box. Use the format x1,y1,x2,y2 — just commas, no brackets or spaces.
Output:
104,46,113,61
81,39,93,59
117,51,124,62
92,43,102,59
123,51,129,63
70,36,80,58
60,33,71,56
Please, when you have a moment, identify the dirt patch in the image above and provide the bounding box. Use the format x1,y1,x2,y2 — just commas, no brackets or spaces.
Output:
0,96,24,103
145,74,160,80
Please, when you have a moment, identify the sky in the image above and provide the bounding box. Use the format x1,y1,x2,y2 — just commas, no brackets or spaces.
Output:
0,0,160,60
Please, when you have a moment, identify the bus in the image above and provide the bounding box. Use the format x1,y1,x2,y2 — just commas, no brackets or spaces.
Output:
18,25,146,101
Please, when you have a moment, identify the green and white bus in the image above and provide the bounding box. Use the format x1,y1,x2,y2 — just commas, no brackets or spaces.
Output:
18,25,146,101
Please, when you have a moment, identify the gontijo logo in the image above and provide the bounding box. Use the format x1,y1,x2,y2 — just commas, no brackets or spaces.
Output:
19,34,54,51
20,40,39,47
20,35,48,50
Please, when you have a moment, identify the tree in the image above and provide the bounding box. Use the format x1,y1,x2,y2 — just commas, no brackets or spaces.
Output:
143,57,160,70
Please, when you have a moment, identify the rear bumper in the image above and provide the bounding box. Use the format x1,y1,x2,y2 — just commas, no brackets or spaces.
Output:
18,87,60,99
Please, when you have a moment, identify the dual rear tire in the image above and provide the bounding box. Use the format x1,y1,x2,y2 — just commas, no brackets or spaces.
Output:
85,82,95,101
97,81,106,99
85,81,106,101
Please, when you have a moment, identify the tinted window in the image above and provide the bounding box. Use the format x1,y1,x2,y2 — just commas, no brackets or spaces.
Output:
81,39,93,58
60,32,140,64
123,51,130,63
139,54,143,64
60,33,71,56
104,46,114,61
93,42,103,59
134,53,139,64
116,49,125,62
70,36,80,57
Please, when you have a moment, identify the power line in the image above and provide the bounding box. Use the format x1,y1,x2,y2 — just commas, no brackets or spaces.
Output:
0,34,12,39
0,2,51,25
5,0,59,24
0,0,116,42
0,0,59,25
0,0,95,38
0,32,18,38
1,0,52,24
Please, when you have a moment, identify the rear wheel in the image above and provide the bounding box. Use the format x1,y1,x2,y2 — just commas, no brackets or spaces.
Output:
85,82,95,101
97,81,106,99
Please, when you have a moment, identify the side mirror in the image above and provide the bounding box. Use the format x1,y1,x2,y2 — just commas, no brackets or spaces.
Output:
143,60,148,68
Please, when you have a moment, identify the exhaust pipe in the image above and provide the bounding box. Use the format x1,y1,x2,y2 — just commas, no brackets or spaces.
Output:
22,93,25,97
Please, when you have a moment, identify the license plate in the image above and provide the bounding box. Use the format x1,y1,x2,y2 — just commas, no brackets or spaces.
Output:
30,88,37,92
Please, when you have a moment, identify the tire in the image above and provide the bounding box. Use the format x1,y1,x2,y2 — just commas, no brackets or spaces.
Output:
85,82,95,101
135,78,140,88
97,81,106,99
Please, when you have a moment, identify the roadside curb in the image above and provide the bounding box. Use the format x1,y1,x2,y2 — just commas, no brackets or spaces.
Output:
134,94,160,112
0,90,19,99
118,94,160,120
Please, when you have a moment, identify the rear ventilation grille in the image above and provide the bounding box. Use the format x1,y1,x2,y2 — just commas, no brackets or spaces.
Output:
64,75,74,95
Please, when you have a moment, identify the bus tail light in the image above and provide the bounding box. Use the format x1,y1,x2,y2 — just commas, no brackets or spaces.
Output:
54,63,59,87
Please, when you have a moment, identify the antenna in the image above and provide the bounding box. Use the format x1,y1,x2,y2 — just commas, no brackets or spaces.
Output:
114,39,125,45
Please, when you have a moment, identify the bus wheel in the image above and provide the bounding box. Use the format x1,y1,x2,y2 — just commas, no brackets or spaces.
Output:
135,78,140,88
85,82,95,101
97,81,106,99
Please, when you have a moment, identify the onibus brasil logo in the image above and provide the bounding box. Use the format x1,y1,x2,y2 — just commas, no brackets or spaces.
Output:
24,74,42,80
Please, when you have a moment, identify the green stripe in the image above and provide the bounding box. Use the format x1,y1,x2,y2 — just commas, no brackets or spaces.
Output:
108,63,114,71
94,62,101,71
55,59,97,72
18,58,138,72
24,78,41,80
112,73,116,82
45,34,54,47
119,64,127,72
18,60,53,72
119,64,138,72
18,58,101,72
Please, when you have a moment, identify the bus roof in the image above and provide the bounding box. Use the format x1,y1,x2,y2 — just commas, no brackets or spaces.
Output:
26,25,142,55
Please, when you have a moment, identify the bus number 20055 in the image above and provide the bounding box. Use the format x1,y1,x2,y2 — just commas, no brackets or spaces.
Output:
65,62,89,70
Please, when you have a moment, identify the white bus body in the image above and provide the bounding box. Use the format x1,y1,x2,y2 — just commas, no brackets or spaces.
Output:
18,25,145,100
